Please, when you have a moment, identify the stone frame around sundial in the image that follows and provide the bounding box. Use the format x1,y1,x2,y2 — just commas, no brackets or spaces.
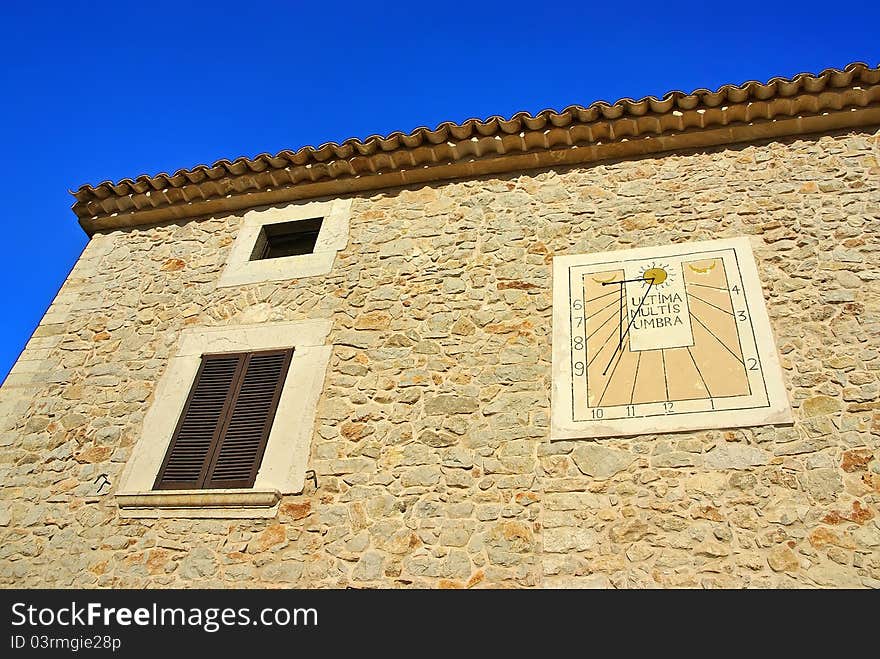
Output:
550,237,793,440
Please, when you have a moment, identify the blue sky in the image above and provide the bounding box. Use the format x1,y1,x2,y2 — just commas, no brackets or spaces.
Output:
0,1,878,381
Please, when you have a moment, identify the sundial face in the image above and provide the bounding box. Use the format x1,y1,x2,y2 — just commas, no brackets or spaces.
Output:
551,237,792,440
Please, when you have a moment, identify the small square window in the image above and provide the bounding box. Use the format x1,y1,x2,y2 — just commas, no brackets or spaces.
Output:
218,199,350,287
250,218,323,261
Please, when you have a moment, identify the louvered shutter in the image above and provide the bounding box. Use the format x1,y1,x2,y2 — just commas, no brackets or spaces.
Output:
204,350,292,488
154,354,243,489
154,349,292,490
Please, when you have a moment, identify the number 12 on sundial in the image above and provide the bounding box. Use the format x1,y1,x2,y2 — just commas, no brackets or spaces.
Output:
551,237,792,440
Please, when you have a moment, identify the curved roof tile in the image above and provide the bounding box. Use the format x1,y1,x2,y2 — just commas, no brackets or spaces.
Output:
72,62,880,230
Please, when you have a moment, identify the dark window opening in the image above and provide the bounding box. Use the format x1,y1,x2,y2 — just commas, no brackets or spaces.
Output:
250,218,323,260
153,349,293,490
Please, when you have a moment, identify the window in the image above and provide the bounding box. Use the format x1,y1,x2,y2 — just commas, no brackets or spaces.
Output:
154,350,293,490
250,218,323,260
218,198,351,287
116,320,332,518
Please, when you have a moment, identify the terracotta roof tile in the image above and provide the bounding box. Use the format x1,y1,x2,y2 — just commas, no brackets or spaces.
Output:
72,62,880,233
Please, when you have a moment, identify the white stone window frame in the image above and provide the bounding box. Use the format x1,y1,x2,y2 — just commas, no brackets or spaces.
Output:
217,198,351,287
116,319,332,518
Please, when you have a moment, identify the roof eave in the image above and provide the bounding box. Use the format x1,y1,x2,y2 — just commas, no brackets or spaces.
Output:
73,63,880,235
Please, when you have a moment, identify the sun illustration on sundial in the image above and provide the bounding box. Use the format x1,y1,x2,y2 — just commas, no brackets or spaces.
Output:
641,262,672,287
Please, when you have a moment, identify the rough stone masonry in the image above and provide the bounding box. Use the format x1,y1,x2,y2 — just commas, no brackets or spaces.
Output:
0,128,879,588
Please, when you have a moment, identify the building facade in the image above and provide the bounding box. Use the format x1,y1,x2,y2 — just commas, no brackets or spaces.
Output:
1,63,878,588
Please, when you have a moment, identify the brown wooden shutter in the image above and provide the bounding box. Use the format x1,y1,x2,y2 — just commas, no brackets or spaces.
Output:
154,349,293,490
204,350,292,488
153,354,243,490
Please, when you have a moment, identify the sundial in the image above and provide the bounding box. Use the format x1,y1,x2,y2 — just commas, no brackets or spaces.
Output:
551,237,792,440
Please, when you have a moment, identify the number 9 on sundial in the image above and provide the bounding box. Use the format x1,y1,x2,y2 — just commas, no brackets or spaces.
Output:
551,237,792,440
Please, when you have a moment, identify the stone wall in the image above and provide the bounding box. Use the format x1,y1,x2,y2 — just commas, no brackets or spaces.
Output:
1,128,878,588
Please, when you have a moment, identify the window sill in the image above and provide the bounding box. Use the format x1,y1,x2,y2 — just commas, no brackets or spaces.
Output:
115,489,281,518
